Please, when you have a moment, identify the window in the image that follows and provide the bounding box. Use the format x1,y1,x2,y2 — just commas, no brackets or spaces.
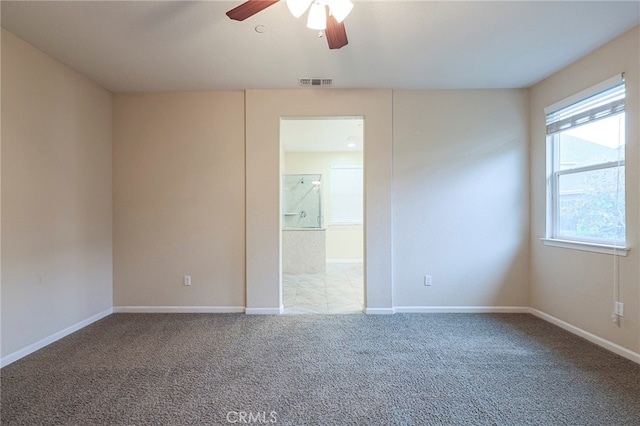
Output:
545,75,626,250
330,166,363,225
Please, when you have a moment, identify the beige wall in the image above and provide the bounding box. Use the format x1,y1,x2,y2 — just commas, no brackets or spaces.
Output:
112,92,245,309
246,90,393,313
393,90,530,308
1,30,113,359
284,151,364,260
530,27,640,354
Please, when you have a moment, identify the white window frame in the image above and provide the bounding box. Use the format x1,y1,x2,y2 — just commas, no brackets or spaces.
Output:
329,165,363,226
542,74,629,256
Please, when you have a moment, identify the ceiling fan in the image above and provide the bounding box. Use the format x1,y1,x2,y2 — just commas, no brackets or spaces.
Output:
226,0,353,49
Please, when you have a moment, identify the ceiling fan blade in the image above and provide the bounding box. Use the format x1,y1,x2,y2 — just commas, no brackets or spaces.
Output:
226,0,279,21
325,10,348,49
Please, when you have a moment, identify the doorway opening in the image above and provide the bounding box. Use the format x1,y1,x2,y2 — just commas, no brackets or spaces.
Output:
280,116,364,314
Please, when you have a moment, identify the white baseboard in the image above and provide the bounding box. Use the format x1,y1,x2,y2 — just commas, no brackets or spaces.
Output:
245,306,284,315
1,308,113,368
113,306,245,314
326,259,363,264
529,308,640,364
365,307,394,314
393,306,530,314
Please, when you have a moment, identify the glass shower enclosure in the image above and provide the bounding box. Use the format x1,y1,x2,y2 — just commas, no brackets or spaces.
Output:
282,174,323,229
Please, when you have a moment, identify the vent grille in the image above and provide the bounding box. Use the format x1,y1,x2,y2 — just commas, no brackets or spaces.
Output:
299,78,333,87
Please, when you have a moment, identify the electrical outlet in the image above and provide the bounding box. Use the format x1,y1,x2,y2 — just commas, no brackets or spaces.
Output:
424,275,432,286
614,301,624,317
184,275,191,286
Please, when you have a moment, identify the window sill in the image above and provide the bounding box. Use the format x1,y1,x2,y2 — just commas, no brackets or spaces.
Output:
541,238,629,256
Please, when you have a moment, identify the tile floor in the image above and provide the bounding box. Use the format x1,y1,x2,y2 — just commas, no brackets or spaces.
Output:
283,262,364,314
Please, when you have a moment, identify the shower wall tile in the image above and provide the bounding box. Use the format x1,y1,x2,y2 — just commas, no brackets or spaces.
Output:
282,229,326,274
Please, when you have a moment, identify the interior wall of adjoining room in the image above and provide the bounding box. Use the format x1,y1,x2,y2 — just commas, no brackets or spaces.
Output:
392,89,530,310
529,26,640,355
112,91,245,311
1,30,113,361
284,151,364,261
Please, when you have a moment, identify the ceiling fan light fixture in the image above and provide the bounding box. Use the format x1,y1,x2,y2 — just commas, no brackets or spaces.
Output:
328,0,353,23
306,1,327,30
225,0,348,49
286,0,312,19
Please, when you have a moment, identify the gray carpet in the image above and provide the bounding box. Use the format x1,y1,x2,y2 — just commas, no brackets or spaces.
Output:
1,313,639,425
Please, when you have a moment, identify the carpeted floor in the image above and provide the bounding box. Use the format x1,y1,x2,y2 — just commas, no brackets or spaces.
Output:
1,313,639,425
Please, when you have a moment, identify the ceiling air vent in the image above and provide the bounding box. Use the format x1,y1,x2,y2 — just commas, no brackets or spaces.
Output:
299,78,333,87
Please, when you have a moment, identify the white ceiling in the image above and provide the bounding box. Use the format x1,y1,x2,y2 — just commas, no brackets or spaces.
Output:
1,1,639,93
281,117,364,151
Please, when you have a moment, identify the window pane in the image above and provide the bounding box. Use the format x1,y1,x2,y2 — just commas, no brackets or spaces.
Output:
330,166,363,225
557,166,625,243
558,113,625,171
